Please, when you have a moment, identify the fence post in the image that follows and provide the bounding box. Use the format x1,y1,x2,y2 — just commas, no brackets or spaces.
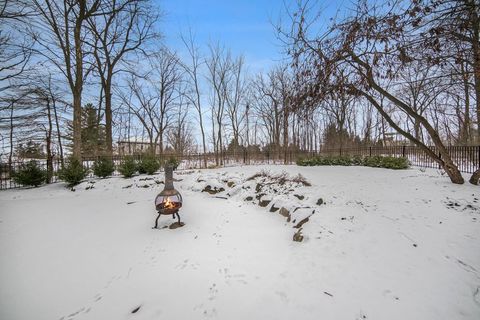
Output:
369,146,372,157
402,145,406,158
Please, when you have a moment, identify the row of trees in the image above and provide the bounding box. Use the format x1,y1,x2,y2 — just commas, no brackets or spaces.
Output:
0,0,479,184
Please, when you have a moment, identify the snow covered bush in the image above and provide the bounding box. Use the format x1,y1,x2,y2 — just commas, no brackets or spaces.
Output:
58,157,88,187
137,155,160,175
13,160,46,187
92,157,115,178
118,156,137,178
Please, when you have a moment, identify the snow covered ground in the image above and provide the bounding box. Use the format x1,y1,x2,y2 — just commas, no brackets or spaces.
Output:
1,165,479,320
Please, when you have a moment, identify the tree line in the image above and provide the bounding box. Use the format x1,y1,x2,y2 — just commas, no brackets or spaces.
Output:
0,0,479,184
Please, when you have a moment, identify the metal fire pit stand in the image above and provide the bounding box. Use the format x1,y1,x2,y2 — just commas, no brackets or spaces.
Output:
153,209,181,229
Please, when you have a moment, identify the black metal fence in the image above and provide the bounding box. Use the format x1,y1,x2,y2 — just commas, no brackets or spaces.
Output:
1,145,479,190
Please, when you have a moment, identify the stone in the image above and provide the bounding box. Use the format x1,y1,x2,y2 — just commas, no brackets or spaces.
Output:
316,198,324,205
294,216,310,229
227,181,235,188
294,194,305,200
169,222,185,229
269,204,280,212
279,207,290,219
202,185,225,194
255,183,263,193
245,196,253,201
293,229,304,242
259,200,271,207
255,193,266,200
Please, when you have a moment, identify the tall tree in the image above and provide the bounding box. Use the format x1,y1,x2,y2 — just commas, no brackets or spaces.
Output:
31,0,101,160
283,0,473,184
181,31,207,166
86,0,159,156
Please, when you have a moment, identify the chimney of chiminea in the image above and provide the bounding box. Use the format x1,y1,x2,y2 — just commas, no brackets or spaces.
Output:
164,164,174,190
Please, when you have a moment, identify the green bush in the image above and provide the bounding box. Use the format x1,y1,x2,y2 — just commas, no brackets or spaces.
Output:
137,155,160,175
13,160,46,187
297,155,409,170
58,157,88,187
118,156,137,178
363,156,409,169
92,157,115,178
164,156,180,170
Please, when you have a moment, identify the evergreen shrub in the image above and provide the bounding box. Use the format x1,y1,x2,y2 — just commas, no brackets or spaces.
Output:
92,157,115,178
164,156,180,170
118,156,137,178
138,155,160,175
13,160,46,187
58,157,88,187
297,155,409,170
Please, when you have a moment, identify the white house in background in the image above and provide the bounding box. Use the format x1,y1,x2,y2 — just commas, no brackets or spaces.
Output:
116,137,161,155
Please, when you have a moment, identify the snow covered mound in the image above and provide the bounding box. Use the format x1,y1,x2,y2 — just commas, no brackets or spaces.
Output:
1,165,479,320
190,170,323,240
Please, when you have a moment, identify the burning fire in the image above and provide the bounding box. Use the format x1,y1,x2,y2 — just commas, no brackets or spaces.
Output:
162,197,176,209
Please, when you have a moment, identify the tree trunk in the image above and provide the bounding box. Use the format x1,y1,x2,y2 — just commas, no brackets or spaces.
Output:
73,17,84,160
46,98,54,184
361,89,465,184
104,78,113,156
52,96,64,167
283,107,289,164
8,101,14,176
469,168,480,185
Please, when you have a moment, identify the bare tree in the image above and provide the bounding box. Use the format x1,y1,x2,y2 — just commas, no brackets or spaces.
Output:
0,0,34,90
121,49,182,155
181,30,208,166
86,0,159,156
31,0,101,160
283,0,474,184
206,43,232,165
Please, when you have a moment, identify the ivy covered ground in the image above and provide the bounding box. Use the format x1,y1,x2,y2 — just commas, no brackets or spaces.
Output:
0,165,479,320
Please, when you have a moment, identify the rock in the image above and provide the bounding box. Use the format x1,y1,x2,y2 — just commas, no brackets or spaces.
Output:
227,181,235,188
255,193,266,200
279,207,290,219
259,200,271,207
169,222,185,229
255,183,263,193
316,198,324,205
202,185,225,194
294,216,310,229
131,305,141,313
294,194,305,200
122,184,133,189
245,196,253,201
269,204,280,212
293,229,304,242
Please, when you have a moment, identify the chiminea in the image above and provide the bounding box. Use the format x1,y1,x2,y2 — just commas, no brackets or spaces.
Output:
153,164,183,228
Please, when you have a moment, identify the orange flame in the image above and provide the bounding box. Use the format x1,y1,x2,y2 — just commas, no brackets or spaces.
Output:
163,197,175,209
